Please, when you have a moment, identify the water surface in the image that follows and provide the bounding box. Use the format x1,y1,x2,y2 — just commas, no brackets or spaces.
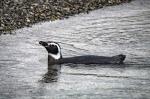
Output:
0,0,150,98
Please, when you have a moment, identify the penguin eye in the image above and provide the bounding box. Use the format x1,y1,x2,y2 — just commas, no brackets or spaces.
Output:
47,44,58,54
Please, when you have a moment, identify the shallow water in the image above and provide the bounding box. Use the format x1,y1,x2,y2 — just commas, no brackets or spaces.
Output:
0,0,150,98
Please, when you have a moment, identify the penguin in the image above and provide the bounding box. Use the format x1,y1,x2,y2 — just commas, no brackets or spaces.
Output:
39,41,126,65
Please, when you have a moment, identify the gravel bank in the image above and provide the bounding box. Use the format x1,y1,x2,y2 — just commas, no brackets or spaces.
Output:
0,0,131,33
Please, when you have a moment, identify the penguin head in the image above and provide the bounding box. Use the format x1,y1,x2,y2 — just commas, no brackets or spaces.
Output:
39,41,62,60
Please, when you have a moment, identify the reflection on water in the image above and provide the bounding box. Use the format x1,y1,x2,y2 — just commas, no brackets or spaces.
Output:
0,0,150,98
41,64,61,83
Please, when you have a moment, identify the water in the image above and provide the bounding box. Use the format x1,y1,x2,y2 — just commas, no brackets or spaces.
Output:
0,0,150,98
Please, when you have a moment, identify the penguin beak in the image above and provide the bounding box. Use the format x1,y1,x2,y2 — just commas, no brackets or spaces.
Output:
39,41,48,47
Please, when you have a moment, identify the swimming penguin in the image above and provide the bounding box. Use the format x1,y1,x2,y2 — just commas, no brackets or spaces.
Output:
39,41,126,65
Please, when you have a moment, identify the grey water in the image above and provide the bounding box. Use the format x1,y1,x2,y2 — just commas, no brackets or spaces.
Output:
0,0,150,98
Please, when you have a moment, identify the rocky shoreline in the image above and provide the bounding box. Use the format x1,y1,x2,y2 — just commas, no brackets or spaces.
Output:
1,0,131,34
